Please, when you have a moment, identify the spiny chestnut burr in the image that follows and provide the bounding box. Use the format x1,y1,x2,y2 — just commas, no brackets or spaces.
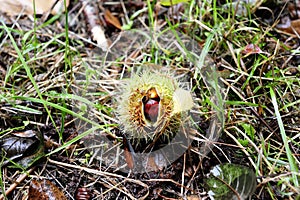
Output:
117,70,193,143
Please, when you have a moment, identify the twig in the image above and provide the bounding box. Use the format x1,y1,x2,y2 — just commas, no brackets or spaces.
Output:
81,0,109,51
0,167,35,200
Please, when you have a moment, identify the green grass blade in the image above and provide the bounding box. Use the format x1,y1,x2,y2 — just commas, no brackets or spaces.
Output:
270,87,299,187
1,21,59,134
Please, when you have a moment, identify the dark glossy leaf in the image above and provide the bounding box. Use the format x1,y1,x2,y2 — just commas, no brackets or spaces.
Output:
1,136,36,158
205,163,257,200
0,130,44,168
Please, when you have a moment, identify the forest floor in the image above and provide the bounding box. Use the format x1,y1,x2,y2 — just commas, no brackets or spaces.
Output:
0,0,300,199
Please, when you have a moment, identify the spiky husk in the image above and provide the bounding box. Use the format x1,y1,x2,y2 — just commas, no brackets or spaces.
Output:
117,70,182,143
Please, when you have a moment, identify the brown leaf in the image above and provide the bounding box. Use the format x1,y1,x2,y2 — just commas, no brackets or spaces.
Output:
123,135,135,169
124,149,135,170
104,9,122,30
288,19,300,34
0,0,69,16
29,179,67,200
277,18,300,35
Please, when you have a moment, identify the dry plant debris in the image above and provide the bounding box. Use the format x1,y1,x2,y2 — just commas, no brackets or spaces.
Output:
0,0,69,15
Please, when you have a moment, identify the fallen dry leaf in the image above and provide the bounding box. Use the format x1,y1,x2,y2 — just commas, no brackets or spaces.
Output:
0,0,69,16
287,19,300,35
123,135,135,170
28,179,67,200
277,17,300,35
104,9,122,30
